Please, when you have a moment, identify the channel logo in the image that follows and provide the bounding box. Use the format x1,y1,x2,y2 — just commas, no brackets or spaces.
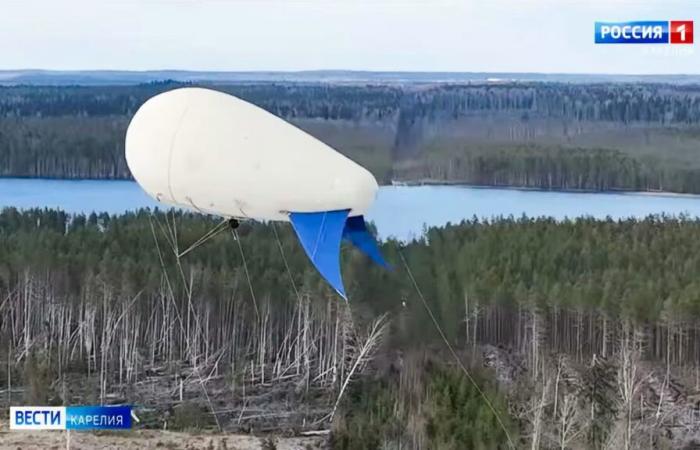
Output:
10,406,132,430
595,21,693,44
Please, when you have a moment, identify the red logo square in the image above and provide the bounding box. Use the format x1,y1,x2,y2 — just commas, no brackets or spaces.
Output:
670,20,693,44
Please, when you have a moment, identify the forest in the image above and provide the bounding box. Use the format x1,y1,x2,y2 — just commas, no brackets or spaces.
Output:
2,208,700,448
1,81,700,192
3,79,700,448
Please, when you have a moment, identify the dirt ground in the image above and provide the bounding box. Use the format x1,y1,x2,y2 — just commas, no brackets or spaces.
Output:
0,429,327,450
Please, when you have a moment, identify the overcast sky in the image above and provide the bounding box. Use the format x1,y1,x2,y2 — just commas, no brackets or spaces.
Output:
1,0,697,74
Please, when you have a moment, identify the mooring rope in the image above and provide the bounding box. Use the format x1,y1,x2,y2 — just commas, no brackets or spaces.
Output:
177,218,229,259
271,222,301,301
232,228,260,319
148,213,222,432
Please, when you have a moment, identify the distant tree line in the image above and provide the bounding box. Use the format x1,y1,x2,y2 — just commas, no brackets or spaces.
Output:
2,82,698,124
1,82,699,191
393,144,700,193
399,83,700,124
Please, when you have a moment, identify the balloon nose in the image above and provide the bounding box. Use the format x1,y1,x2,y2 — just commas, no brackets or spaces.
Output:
331,166,378,216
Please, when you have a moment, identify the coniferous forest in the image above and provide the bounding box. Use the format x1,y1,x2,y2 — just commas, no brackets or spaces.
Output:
3,209,700,448
2,79,700,449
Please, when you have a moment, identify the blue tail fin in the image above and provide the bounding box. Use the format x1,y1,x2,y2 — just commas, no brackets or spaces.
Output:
342,215,391,269
289,210,349,299
289,211,389,300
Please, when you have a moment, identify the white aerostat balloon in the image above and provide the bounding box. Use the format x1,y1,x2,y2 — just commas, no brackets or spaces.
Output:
125,87,377,222
125,87,388,300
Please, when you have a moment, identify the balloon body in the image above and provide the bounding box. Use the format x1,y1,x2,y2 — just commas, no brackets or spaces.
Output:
126,87,378,221
125,87,389,300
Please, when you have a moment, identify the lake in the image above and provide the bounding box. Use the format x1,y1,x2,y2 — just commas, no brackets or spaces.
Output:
3,178,700,241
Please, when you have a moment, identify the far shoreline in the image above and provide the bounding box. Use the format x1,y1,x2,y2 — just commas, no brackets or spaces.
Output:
3,175,700,199
389,179,700,199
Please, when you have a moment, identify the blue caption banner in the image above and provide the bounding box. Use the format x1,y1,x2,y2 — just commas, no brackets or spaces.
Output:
595,21,669,44
11,405,132,430
66,406,132,430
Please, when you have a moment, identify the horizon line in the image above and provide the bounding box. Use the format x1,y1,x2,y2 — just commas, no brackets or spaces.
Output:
1,68,699,77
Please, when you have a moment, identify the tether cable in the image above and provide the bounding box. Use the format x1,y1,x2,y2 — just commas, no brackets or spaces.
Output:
398,249,516,450
232,228,260,319
271,222,301,301
177,218,229,258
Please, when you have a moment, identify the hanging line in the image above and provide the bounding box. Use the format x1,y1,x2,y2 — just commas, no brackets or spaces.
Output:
271,222,301,301
147,213,223,432
160,212,261,320
177,218,230,259
398,249,516,450
231,228,260,319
